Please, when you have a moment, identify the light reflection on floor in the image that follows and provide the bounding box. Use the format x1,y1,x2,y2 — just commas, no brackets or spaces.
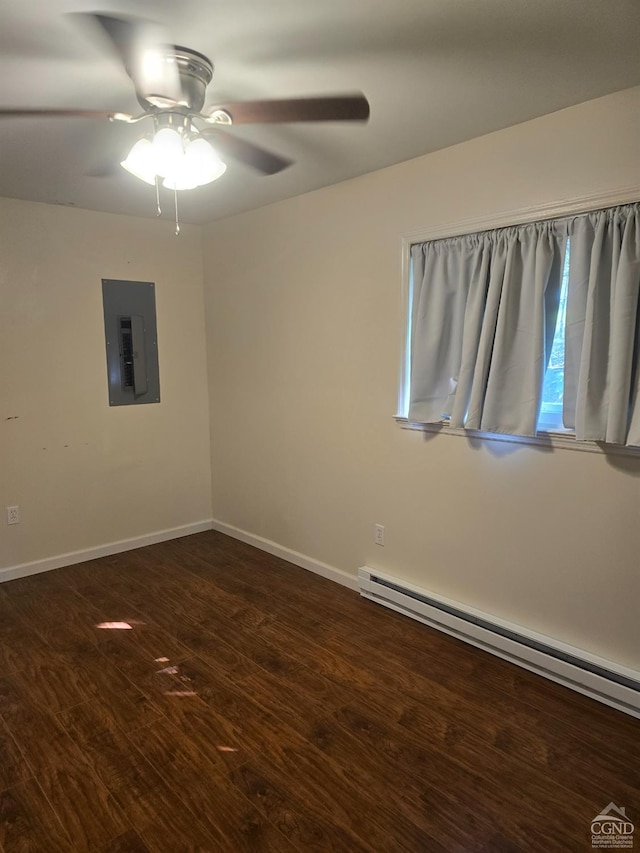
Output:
153,657,199,699
155,662,240,751
93,618,240,754
163,690,198,697
156,665,180,675
94,618,239,749
95,619,145,630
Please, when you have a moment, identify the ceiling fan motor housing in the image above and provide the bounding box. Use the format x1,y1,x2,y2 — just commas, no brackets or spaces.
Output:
132,46,214,113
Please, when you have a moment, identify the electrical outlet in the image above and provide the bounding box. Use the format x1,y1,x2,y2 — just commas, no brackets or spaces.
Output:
374,523,385,546
7,506,20,525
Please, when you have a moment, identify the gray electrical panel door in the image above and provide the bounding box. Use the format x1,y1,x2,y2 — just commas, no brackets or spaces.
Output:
102,279,160,406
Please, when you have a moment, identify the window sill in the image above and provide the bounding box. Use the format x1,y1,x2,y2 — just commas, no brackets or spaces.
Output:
394,417,640,457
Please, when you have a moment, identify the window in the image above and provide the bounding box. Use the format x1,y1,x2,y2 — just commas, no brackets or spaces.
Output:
399,200,640,449
537,241,570,433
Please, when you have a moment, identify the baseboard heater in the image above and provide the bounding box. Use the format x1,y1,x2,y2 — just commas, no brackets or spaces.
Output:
358,567,640,719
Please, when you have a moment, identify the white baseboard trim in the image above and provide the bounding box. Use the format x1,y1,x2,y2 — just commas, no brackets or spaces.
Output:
210,518,358,591
0,520,213,585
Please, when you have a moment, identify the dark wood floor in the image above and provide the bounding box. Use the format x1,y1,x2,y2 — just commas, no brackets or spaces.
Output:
0,532,638,852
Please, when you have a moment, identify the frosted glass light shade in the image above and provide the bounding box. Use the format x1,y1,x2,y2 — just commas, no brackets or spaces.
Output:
162,138,226,190
162,172,200,191
151,128,184,179
187,138,227,184
120,138,157,185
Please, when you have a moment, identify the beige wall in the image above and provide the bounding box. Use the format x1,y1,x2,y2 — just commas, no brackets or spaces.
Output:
203,86,640,669
1,88,638,669
0,198,212,570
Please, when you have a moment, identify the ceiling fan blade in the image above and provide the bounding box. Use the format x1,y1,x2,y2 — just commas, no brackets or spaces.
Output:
200,129,292,175
205,94,370,125
87,13,142,72
86,161,120,179
74,12,183,105
0,108,134,121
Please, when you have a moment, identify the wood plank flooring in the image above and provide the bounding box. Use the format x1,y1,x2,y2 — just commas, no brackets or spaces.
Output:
0,531,638,852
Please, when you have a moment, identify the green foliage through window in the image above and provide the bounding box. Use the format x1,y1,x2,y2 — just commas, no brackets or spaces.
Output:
539,241,570,426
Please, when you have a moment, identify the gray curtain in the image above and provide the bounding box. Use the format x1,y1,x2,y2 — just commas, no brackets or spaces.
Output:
564,204,640,446
409,222,566,436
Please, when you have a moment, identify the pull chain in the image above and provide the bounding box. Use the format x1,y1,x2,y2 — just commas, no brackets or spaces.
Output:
174,187,180,236
155,176,161,217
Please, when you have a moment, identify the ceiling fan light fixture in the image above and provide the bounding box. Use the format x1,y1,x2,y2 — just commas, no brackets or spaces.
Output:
186,138,227,185
120,138,157,185
151,127,184,178
161,139,226,190
122,130,226,190
162,174,199,191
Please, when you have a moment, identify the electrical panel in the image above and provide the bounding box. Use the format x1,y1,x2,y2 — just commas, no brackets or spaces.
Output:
102,279,160,406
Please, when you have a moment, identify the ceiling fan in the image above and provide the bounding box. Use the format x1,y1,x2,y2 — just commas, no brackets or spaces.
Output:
0,12,370,230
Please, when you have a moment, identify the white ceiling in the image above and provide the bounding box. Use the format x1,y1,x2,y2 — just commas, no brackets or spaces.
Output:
1,0,639,225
